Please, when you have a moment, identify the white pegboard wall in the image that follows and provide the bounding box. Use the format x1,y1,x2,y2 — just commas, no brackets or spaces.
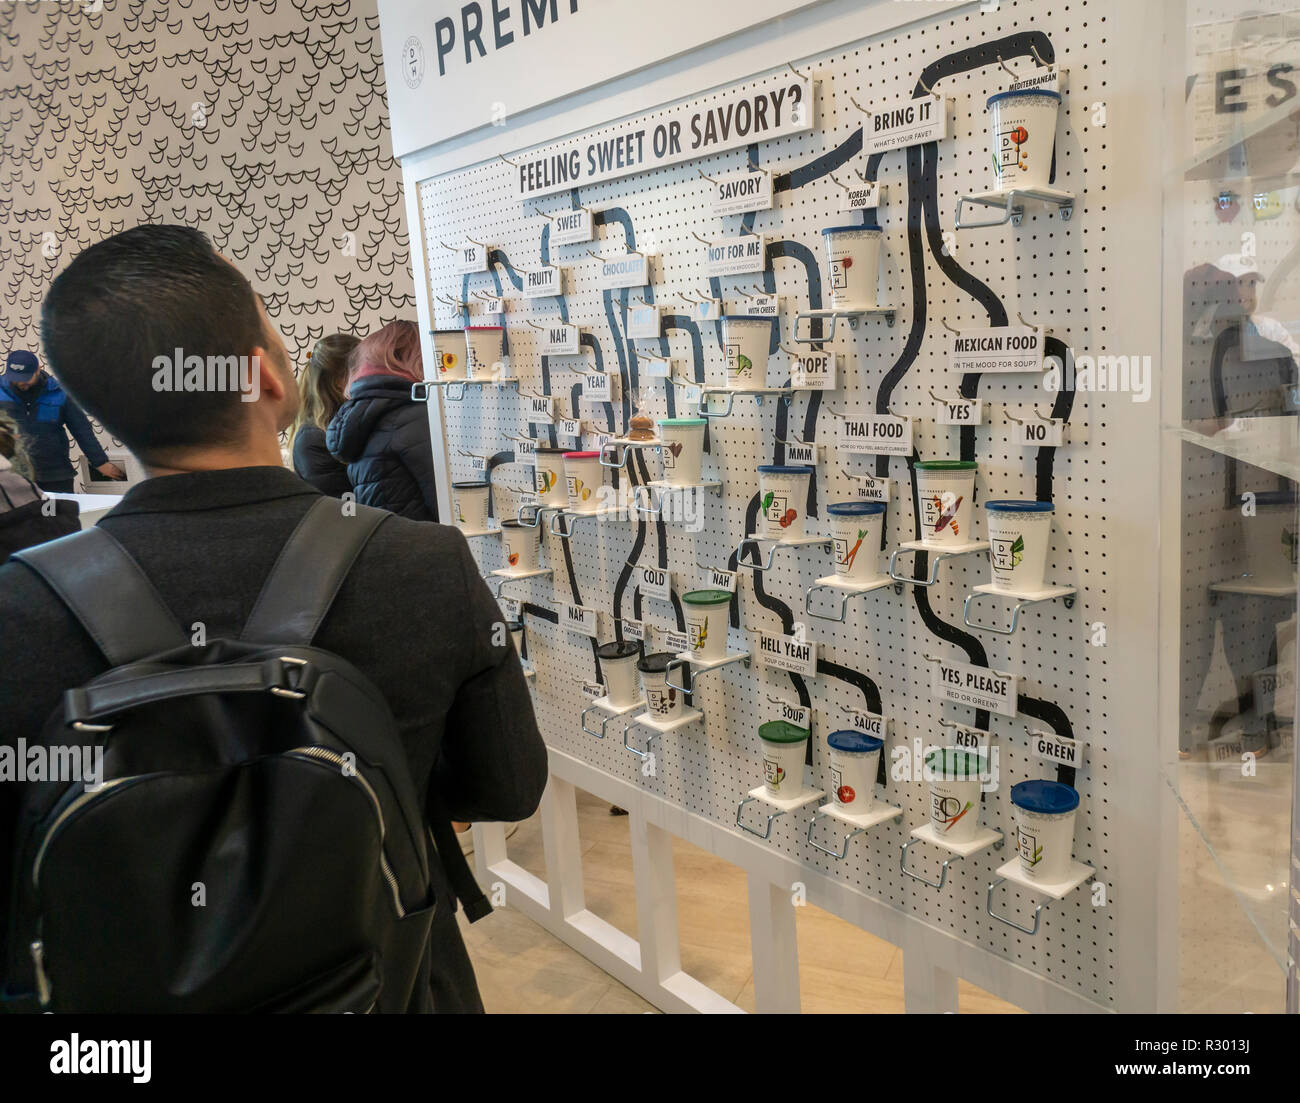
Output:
419,2,1119,1007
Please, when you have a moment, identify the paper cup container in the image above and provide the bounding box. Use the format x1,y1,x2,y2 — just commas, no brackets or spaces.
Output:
827,501,887,581
759,720,810,799
1242,503,1299,587
465,326,504,379
985,501,1053,593
826,729,882,814
914,460,977,547
638,652,683,720
821,226,882,310
924,748,987,844
499,519,539,573
682,589,731,661
987,89,1061,192
757,465,814,539
532,447,569,508
721,316,772,388
597,641,642,709
1010,779,1080,884
563,451,603,513
453,481,490,532
432,329,467,380
657,418,707,486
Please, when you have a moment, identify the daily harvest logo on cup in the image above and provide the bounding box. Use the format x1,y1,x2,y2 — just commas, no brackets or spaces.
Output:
152,350,260,401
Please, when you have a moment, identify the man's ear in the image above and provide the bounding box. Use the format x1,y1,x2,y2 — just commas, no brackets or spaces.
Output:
252,346,285,402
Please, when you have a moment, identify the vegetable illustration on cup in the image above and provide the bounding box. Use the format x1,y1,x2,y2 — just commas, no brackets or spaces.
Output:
932,493,962,538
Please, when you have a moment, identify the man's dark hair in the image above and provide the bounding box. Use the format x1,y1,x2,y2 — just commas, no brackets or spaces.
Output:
41,224,267,458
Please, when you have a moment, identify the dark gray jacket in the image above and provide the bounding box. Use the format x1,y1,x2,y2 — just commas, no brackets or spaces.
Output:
326,376,439,521
0,466,547,1011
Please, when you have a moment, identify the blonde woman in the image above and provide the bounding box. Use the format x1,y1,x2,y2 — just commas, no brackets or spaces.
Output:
0,409,80,557
290,333,359,496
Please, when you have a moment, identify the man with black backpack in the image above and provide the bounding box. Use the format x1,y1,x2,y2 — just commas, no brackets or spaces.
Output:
0,225,548,1012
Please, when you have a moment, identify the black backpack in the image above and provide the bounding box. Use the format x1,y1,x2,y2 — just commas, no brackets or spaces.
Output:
2,498,486,1013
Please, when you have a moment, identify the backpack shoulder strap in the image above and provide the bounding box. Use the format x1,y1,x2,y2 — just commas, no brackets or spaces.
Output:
12,527,188,665
240,497,389,646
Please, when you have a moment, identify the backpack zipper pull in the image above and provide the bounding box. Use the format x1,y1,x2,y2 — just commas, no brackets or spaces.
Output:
30,940,51,1007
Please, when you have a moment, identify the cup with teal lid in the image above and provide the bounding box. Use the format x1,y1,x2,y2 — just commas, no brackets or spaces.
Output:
1010,779,1080,883
682,589,731,661
759,719,810,798
827,500,886,581
827,729,882,814
657,417,707,487
914,460,977,547
924,747,987,843
757,464,814,539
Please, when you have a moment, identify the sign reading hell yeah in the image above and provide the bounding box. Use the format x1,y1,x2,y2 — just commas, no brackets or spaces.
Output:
514,71,814,199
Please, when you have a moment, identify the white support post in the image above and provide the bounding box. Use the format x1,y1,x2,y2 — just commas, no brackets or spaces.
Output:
903,953,959,1014
541,776,586,921
747,873,800,1013
630,811,682,986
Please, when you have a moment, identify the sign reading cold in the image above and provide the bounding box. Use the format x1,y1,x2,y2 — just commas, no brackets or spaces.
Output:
513,71,814,199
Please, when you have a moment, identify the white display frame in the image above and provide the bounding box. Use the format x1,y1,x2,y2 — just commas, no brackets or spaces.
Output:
389,0,1172,1013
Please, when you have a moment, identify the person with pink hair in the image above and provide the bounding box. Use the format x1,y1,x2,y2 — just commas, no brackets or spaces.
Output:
327,320,440,521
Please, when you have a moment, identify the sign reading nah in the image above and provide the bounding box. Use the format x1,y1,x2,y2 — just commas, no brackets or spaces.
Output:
379,0,823,155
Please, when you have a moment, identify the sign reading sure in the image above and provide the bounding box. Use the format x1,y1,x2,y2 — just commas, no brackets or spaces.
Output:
948,324,1046,374
930,659,1018,718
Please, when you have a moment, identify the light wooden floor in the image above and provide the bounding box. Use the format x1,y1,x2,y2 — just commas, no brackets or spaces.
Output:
457,789,1022,1014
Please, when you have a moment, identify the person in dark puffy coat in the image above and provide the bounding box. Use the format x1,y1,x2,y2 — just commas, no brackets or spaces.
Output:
326,320,439,522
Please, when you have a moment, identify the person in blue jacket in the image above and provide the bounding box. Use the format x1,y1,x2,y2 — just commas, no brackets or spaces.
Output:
0,349,125,492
